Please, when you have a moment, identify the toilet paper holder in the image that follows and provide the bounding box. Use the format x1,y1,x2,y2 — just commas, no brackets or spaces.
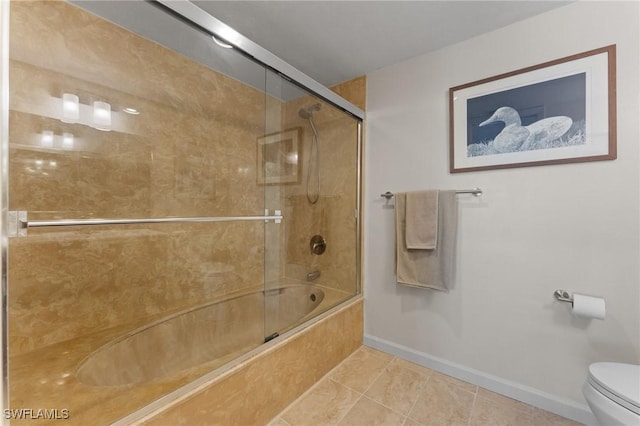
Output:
553,289,573,304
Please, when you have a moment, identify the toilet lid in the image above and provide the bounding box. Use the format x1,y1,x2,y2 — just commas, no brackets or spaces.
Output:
588,362,640,415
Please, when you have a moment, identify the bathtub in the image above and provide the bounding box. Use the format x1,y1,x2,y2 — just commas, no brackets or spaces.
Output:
76,284,325,386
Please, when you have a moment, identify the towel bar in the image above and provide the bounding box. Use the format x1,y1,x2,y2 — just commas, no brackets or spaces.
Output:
380,188,482,200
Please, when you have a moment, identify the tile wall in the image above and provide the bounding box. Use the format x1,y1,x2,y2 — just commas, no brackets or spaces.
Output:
7,0,364,423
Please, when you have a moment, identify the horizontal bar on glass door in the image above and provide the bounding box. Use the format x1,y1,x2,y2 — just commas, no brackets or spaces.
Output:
11,212,283,232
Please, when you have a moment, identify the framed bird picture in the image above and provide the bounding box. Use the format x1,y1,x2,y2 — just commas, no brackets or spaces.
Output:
449,45,616,173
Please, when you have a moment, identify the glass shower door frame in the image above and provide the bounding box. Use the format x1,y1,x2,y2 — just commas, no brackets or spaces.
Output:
0,0,10,418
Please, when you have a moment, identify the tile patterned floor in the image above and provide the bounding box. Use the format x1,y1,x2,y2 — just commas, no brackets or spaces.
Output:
270,346,584,426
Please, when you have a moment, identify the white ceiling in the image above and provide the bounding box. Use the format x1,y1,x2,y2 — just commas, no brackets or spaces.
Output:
192,1,572,87
73,0,571,97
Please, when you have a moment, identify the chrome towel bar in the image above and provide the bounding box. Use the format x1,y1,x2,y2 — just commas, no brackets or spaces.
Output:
8,210,283,237
380,187,482,200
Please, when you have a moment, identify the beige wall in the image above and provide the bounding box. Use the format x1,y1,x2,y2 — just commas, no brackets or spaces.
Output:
364,1,638,422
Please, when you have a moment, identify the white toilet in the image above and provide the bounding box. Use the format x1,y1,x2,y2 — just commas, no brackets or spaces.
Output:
582,362,640,426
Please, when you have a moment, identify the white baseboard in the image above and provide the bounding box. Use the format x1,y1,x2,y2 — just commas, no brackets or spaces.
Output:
364,334,598,426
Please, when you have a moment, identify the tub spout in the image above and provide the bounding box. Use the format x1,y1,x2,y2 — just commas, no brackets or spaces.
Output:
306,270,321,281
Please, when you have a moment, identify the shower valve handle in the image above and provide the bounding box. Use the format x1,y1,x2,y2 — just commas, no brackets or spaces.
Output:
310,235,326,255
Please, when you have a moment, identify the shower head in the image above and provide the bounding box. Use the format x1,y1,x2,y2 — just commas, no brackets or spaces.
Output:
298,103,321,119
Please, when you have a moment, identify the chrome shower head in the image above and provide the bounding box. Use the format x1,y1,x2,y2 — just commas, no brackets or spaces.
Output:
298,103,321,119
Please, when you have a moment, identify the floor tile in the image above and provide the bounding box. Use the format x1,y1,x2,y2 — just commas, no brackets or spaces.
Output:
337,396,406,426
281,378,361,426
329,346,393,393
272,346,582,426
469,388,532,426
402,418,422,426
475,388,532,412
531,408,585,426
267,417,290,426
408,375,476,426
389,358,433,376
429,370,478,394
365,360,430,415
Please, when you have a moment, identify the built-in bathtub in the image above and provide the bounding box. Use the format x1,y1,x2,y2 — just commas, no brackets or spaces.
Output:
76,284,325,387
9,283,350,425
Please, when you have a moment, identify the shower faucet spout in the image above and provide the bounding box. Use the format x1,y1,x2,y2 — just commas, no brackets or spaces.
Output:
306,270,321,281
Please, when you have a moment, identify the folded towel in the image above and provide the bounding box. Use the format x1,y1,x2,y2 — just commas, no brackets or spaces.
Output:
395,191,458,292
405,190,439,249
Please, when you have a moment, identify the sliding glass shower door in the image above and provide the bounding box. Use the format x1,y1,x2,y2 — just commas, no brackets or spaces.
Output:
3,1,362,423
263,70,362,338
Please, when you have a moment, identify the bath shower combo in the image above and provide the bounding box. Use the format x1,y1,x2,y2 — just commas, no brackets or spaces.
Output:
2,0,364,424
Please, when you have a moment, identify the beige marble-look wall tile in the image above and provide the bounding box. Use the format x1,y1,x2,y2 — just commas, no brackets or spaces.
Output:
331,76,367,112
9,2,363,424
143,299,363,426
279,77,363,295
8,0,267,355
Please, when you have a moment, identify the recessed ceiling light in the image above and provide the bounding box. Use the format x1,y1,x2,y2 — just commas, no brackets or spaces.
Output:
123,107,140,115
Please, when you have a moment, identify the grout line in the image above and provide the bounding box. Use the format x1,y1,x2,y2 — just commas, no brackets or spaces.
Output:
332,392,364,425
360,394,411,423
404,372,432,423
331,352,395,425
274,347,364,422
358,356,432,422
359,354,395,395
468,385,479,426
274,417,291,426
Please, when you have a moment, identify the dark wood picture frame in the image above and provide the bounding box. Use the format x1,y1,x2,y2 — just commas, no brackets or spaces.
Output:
449,45,616,173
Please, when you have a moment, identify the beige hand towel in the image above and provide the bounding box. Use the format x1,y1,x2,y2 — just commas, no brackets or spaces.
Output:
405,190,439,250
395,191,458,292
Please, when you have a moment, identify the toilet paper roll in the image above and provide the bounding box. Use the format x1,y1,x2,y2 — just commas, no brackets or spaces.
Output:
572,293,606,320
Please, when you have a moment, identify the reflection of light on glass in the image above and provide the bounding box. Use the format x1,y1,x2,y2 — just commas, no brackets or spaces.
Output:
49,161,57,168
93,101,112,129
41,130,54,148
35,159,43,168
212,34,233,49
61,93,80,123
62,133,74,150
122,107,140,115
286,152,298,164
